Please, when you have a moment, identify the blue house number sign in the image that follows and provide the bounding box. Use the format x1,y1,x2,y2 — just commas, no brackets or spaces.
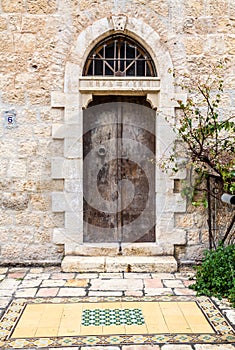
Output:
4,110,17,128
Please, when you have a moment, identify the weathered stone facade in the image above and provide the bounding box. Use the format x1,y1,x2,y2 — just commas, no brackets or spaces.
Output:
0,0,234,266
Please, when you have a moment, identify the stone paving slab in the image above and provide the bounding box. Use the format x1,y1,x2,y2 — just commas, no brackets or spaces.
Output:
0,266,234,349
90,278,143,291
163,279,185,288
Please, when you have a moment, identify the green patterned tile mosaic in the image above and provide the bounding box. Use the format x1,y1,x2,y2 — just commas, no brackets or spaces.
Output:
82,308,145,326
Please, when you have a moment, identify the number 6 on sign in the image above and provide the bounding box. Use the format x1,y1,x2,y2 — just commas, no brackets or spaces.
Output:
3,110,17,129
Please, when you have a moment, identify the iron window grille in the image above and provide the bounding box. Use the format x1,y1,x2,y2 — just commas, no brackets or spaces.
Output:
83,35,157,77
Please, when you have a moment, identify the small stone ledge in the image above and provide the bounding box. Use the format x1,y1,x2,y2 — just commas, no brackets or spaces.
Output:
62,256,106,273
61,256,177,273
64,243,120,256
121,243,165,256
106,256,177,273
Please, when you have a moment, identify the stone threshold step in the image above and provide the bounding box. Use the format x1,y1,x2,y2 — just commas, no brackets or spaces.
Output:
61,256,177,273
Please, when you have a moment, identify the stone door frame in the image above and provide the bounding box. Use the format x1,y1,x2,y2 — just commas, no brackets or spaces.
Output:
51,16,187,257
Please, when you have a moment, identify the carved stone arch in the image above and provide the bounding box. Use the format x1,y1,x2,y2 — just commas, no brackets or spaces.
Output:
64,16,175,95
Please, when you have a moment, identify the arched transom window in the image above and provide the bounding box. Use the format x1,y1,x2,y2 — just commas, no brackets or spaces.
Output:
83,35,157,77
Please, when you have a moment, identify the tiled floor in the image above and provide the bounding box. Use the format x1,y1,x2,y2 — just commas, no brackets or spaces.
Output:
1,296,235,348
0,266,234,349
11,300,214,338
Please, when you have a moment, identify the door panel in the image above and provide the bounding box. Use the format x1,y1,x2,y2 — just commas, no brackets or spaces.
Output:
83,99,155,243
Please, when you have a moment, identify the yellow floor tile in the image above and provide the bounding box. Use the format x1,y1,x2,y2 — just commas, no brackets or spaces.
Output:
58,304,83,336
35,327,59,337
178,302,214,333
124,324,148,334
79,325,103,335
102,324,126,335
11,327,36,338
82,302,100,310
11,304,46,337
141,302,169,333
39,304,64,328
120,302,141,309
159,302,192,333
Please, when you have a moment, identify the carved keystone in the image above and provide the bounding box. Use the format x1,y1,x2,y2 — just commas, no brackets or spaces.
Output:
112,15,127,31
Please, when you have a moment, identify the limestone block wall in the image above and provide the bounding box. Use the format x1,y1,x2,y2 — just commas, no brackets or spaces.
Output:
0,0,234,264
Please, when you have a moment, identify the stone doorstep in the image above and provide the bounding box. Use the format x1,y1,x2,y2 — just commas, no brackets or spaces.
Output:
61,256,177,273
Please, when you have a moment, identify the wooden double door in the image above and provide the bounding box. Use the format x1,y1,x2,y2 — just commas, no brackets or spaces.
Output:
83,96,155,243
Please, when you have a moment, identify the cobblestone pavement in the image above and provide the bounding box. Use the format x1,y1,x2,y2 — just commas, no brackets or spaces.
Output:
0,266,234,349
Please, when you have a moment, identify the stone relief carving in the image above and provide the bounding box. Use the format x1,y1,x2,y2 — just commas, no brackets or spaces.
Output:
111,15,127,31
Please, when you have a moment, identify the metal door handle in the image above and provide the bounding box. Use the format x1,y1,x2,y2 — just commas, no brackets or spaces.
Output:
97,146,106,157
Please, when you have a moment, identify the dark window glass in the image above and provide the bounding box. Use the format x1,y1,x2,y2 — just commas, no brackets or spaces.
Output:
83,35,157,77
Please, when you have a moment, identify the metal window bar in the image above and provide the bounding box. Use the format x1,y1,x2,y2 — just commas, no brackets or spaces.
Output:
103,45,106,76
124,40,127,77
144,56,147,77
92,54,95,75
114,40,117,73
118,40,121,73
134,46,137,76
84,36,157,77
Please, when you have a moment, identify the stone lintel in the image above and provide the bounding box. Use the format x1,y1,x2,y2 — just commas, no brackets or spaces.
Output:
78,77,160,93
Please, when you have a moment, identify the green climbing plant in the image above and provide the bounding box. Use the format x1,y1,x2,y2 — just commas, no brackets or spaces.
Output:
165,64,235,206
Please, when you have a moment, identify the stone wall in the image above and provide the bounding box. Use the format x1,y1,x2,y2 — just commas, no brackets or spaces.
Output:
0,0,234,264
